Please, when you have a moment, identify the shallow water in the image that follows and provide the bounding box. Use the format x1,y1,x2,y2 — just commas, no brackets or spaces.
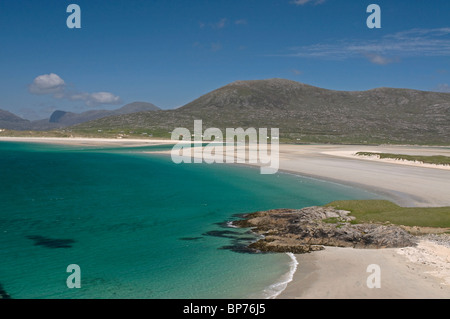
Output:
0,142,380,299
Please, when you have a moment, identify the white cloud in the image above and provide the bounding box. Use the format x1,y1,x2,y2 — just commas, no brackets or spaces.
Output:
362,53,398,65
291,0,326,5
29,73,121,107
279,28,450,63
215,18,227,29
200,18,247,29
86,92,122,106
210,42,223,52
65,91,122,106
235,19,247,25
28,73,65,95
436,84,450,93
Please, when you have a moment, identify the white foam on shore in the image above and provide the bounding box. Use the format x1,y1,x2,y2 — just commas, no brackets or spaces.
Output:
226,221,238,228
225,220,299,299
261,253,299,299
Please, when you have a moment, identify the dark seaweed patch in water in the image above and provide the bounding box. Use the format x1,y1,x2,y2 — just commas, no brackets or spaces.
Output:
204,226,262,254
231,213,249,219
204,220,263,254
0,284,11,299
26,235,75,249
202,230,240,239
235,236,258,241
107,221,147,232
219,244,258,254
179,237,203,241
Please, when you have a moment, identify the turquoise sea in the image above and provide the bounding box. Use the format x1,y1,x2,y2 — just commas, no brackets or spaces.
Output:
0,142,380,299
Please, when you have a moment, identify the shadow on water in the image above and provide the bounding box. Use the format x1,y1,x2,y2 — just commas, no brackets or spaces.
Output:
26,235,75,249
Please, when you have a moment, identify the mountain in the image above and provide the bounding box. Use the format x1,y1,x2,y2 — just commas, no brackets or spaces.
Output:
114,102,160,114
0,102,160,131
73,79,450,145
0,109,30,130
46,102,160,127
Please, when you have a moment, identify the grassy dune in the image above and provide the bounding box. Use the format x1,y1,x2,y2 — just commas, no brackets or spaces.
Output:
356,152,450,166
326,200,450,228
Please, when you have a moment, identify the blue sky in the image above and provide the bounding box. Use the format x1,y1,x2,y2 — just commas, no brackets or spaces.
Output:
0,0,449,119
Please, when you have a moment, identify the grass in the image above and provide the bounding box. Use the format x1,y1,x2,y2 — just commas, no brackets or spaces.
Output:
356,152,450,166
322,217,341,224
0,129,73,138
326,200,450,228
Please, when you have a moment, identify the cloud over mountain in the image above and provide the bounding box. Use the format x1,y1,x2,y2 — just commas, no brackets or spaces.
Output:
28,73,121,107
28,73,65,95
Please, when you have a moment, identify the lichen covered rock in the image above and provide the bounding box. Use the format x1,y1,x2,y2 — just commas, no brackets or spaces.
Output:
233,206,417,254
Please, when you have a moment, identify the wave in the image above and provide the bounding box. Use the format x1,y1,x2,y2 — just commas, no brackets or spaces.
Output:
226,221,238,228
261,253,299,299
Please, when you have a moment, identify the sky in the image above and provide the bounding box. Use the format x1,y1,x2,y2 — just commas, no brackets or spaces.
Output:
0,0,449,120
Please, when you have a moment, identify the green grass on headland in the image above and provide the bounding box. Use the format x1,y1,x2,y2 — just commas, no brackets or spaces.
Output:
356,152,450,166
326,200,450,228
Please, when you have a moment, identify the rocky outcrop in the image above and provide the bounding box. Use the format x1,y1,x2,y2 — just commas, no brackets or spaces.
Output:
233,206,417,254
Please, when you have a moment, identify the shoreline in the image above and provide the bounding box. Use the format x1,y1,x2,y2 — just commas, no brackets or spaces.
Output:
259,253,299,299
277,240,450,299
149,143,450,207
0,136,177,147
2,137,450,299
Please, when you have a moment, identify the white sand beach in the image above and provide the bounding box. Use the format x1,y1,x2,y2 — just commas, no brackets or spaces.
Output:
273,144,450,208
258,144,450,299
2,137,449,298
278,241,450,299
152,141,450,299
160,142,450,207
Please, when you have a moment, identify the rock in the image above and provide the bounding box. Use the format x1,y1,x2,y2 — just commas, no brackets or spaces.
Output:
232,206,417,254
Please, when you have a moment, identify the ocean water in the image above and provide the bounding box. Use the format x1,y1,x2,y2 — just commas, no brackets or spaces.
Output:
0,142,380,299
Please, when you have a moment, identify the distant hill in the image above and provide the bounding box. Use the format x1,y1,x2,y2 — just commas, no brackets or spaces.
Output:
47,102,160,127
114,102,160,115
0,102,160,131
72,79,450,145
0,109,30,130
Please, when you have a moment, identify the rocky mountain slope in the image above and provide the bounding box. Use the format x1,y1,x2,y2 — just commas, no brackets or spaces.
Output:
0,102,160,131
73,79,450,144
0,109,30,130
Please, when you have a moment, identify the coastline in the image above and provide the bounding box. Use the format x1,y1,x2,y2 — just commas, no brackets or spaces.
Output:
277,240,450,299
224,143,450,299
149,142,450,207
0,136,177,147
269,144,450,208
2,137,450,299
258,253,299,299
